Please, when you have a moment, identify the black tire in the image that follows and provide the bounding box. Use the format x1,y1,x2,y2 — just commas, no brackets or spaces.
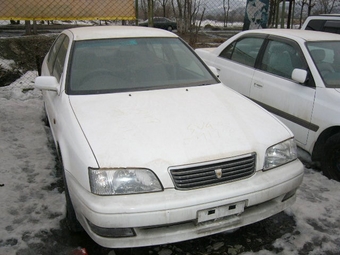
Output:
60,159,84,232
167,26,173,31
321,133,340,181
43,104,50,127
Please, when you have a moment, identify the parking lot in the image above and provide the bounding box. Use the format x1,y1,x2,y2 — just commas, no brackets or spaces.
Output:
0,72,340,255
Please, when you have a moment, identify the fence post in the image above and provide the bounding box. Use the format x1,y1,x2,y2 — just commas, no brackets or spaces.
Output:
287,0,292,28
25,20,31,35
148,0,154,27
33,20,37,34
135,0,139,25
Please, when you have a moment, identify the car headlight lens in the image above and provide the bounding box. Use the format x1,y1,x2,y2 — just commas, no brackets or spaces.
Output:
264,138,297,170
89,168,163,195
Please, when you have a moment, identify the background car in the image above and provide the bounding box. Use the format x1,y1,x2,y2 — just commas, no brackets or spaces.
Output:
35,26,303,248
196,29,340,181
139,17,177,31
301,14,340,34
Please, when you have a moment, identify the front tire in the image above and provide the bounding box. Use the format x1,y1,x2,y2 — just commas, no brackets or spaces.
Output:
322,133,340,181
60,158,83,232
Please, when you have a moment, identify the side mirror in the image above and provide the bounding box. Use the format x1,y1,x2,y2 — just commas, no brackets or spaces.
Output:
209,66,220,78
35,76,59,92
292,68,308,84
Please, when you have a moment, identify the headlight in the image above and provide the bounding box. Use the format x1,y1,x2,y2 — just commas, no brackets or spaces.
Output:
264,138,297,170
89,168,163,195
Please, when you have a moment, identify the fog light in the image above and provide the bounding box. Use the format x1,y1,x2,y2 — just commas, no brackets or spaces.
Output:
87,220,136,238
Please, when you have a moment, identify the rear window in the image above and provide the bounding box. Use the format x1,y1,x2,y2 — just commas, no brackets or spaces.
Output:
304,19,340,35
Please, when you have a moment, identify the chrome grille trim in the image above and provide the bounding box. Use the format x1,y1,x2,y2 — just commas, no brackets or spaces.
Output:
169,153,256,190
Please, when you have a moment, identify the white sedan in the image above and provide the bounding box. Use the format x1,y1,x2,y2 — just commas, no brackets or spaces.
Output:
196,29,340,181
35,26,303,248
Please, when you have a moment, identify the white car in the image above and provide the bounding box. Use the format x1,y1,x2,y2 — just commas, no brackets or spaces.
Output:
301,14,340,34
196,29,340,181
35,26,303,248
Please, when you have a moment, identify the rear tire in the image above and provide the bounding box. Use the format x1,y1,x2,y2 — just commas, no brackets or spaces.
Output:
321,133,340,181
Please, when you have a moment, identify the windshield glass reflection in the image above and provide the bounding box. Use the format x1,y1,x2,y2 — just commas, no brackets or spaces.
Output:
67,38,217,94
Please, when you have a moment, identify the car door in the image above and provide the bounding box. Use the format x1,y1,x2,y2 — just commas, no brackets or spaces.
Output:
43,34,70,137
250,37,316,146
213,36,265,97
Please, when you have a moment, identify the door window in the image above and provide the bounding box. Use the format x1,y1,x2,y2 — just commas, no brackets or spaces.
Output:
52,36,69,81
47,34,69,81
219,37,264,68
260,40,306,79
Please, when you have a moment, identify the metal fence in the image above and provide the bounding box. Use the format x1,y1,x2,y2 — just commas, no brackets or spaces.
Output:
0,0,136,21
1,0,340,33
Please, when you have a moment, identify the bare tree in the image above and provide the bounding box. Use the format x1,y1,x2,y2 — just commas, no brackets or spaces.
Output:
318,0,339,14
172,0,181,32
148,0,154,26
172,0,189,33
170,0,206,45
189,0,206,46
223,0,230,27
307,0,316,15
139,0,149,20
156,0,170,17
267,0,277,27
297,0,308,28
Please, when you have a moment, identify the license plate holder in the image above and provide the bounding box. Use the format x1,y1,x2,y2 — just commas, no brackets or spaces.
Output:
197,201,246,223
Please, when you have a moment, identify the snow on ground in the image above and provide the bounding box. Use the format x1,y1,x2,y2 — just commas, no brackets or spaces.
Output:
0,59,15,71
0,72,65,254
0,72,340,254
200,20,243,28
247,163,340,255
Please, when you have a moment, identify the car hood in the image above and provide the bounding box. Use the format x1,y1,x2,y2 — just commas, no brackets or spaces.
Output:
69,84,291,170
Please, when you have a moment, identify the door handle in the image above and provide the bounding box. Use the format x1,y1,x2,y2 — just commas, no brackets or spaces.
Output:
254,83,263,88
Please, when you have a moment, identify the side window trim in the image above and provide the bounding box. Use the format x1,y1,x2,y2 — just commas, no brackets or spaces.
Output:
218,34,267,68
47,34,66,74
52,36,70,81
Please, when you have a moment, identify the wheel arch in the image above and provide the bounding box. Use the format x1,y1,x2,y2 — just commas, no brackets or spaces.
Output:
54,136,75,179
312,126,340,161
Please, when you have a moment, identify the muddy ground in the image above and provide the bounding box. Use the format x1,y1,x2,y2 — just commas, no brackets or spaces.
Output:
0,35,55,86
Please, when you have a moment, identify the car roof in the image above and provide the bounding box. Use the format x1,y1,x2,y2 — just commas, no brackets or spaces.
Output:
242,28,340,42
305,14,340,19
66,26,178,41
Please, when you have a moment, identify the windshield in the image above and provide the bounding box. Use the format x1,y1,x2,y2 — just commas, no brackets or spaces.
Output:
67,37,217,94
307,41,340,88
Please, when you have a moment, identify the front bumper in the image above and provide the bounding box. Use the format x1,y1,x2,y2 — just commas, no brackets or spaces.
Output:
66,159,304,248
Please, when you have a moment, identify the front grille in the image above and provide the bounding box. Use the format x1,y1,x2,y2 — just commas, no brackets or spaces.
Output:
170,153,256,190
